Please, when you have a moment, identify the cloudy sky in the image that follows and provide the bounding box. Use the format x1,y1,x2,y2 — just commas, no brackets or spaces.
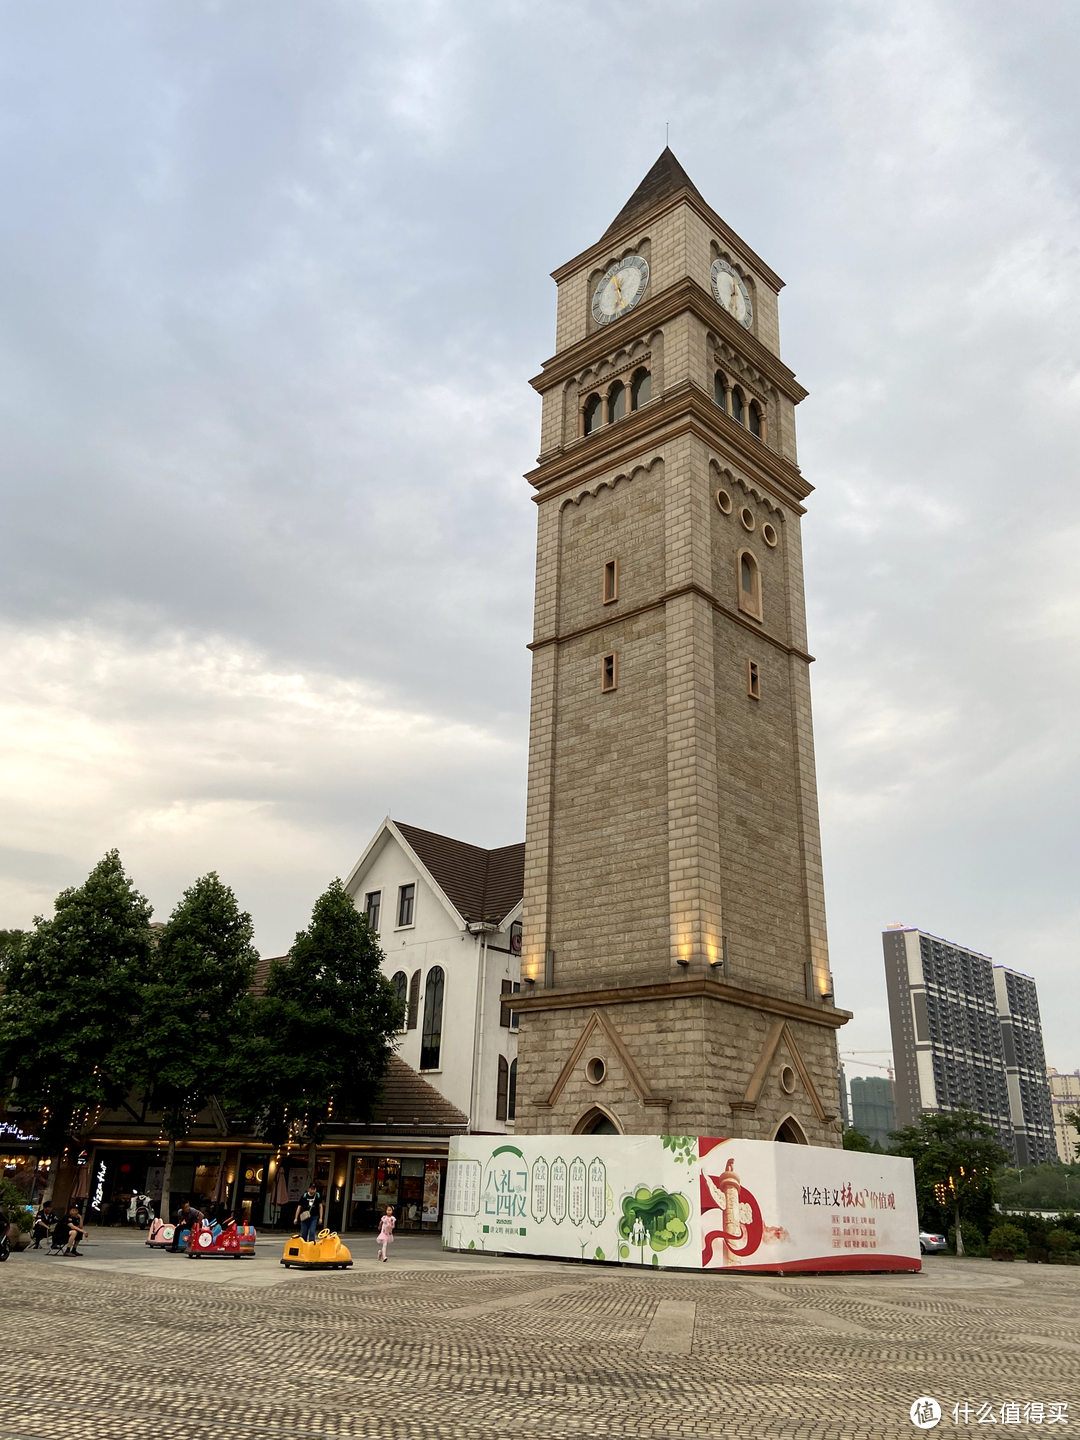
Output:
2,1,1079,1077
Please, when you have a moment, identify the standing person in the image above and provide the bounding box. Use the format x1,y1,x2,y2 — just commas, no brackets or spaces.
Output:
63,1206,87,1256
294,1182,322,1243
32,1201,57,1249
169,1201,203,1253
376,1205,395,1262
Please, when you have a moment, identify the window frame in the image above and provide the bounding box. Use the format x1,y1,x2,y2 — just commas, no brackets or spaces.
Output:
496,1054,509,1122
607,380,626,423
391,970,409,1029
736,548,763,621
602,557,619,605
419,966,445,1071
746,659,761,701
601,651,618,692
396,882,416,929
582,392,603,435
364,890,381,932
406,969,421,1030
630,367,651,410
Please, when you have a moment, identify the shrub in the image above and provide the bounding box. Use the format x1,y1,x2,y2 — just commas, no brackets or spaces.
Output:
987,1223,1027,1258
1047,1229,1078,1264
947,1223,984,1256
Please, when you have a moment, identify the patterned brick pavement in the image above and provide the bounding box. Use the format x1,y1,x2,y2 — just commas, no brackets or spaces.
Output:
2,1232,1077,1440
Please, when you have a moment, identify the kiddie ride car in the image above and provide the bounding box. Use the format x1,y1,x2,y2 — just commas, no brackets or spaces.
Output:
280,1228,352,1270
187,1218,257,1259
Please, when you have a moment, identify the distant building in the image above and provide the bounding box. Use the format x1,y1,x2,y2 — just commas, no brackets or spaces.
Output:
849,1075,896,1149
882,926,1055,1166
1047,1069,1080,1164
839,1065,850,1128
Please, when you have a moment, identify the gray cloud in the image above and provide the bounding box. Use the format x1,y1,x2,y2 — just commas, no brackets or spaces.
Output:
1,0,1078,1074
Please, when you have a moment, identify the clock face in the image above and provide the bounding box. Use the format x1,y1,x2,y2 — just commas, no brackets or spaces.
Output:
592,255,650,325
711,258,753,329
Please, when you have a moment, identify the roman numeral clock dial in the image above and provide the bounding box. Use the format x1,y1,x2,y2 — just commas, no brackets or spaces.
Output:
591,255,649,325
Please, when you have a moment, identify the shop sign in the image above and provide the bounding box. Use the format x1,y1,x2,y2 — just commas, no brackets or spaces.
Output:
89,1159,107,1214
0,1122,38,1142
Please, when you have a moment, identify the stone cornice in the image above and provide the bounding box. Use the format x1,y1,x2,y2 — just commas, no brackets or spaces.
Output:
551,189,785,295
525,379,812,509
505,976,851,1029
529,276,807,404
527,581,815,666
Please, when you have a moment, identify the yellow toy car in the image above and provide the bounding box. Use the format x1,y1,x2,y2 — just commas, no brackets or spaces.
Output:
280,1228,353,1270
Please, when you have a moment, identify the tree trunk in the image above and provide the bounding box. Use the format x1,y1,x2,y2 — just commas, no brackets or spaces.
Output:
954,1203,964,1257
161,1134,177,1223
306,1138,318,1191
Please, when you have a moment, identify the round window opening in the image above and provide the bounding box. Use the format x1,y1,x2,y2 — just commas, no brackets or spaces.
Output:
585,1056,606,1085
780,1064,797,1095
715,488,732,515
762,522,778,548
739,506,755,531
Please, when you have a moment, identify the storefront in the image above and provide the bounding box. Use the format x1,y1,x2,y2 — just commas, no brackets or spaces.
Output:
347,1154,447,1232
0,1121,46,1208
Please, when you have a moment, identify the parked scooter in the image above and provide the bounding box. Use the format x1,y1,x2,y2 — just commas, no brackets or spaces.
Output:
127,1193,155,1229
0,1216,10,1262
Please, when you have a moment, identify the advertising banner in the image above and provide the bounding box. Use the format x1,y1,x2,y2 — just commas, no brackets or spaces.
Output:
443,1134,920,1273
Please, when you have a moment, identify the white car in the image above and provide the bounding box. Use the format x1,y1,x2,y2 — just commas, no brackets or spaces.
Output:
919,1230,947,1254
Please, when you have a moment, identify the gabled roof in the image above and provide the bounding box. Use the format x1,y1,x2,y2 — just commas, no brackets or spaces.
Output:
394,821,524,927
360,1054,468,1133
602,146,705,239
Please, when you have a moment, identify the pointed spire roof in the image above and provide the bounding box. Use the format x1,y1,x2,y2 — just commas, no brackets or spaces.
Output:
602,147,704,239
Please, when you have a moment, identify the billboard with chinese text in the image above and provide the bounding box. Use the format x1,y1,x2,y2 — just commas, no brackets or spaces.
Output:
443,1134,920,1273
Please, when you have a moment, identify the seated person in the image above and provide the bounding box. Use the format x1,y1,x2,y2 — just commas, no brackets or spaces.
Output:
169,1201,204,1252
32,1202,57,1249
63,1206,87,1256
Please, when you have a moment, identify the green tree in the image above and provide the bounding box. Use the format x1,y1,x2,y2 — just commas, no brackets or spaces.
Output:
0,852,152,1191
889,1108,1008,1255
842,1127,882,1153
236,879,402,1164
120,873,258,1218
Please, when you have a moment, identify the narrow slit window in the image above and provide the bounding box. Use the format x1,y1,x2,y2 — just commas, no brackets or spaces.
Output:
747,659,760,700
603,558,618,604
737,550,762,620
630,367,651,409
496,1055,509,1121
608,381,626,422
397,882,415,926
420,966,444,1070
406,969,421,1030
601,652,617,692
508,1059,517,1121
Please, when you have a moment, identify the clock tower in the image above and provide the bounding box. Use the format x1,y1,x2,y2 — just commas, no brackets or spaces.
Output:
511,150,849,1146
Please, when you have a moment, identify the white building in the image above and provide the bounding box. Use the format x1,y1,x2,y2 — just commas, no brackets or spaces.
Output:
1047,1069,1080,1164
343,819,523,1134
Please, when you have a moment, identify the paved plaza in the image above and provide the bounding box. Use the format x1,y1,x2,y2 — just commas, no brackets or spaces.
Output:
3,1229,1078,1440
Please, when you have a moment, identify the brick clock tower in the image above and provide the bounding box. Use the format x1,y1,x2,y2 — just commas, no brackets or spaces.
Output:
511,150,849,1147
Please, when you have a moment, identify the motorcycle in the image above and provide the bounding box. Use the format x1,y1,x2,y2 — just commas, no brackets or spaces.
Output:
0,1223,10,1262
127,1193,155,1229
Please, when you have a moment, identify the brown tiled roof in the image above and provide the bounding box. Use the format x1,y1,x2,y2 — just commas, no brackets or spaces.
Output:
602,146,704,240
251,954,285,997
394,821,524,926
363,1055,468,1133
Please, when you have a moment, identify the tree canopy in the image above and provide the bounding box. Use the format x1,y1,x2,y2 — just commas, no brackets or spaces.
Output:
0,852,152,1154
888,1107,1008,1254
234,878,403,1150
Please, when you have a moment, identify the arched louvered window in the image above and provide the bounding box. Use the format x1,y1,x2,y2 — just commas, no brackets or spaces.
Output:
607,380,626,422
391,971,408,1029
630,368,651,410
737,549,762,621
406,969,421,1030
583,393,603,434
496,1055,509,1122
420,966,444,1070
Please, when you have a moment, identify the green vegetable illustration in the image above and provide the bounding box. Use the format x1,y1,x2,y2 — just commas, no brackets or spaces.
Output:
618,1185,691,1252
661,1135,697,1165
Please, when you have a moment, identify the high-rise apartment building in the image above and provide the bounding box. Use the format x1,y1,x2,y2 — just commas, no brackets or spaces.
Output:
883,926,1055,1166
1047,1069,1080,1165
849,1075,896,1150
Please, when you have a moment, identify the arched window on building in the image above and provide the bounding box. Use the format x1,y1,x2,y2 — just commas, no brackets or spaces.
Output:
496,1055,509,1122
420,966,444,1068
508,1059,517,1121
738,549,762,620
748,400,762,438
774,1117,808,1144
406,969,421,1030
583,393,603,434
630,368,651,410
607,380,626,423
391,971,408,1029
730,387,744,425
714,370,729,413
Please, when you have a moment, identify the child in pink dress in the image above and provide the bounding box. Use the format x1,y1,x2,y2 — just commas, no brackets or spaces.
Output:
377,1206,395,1261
